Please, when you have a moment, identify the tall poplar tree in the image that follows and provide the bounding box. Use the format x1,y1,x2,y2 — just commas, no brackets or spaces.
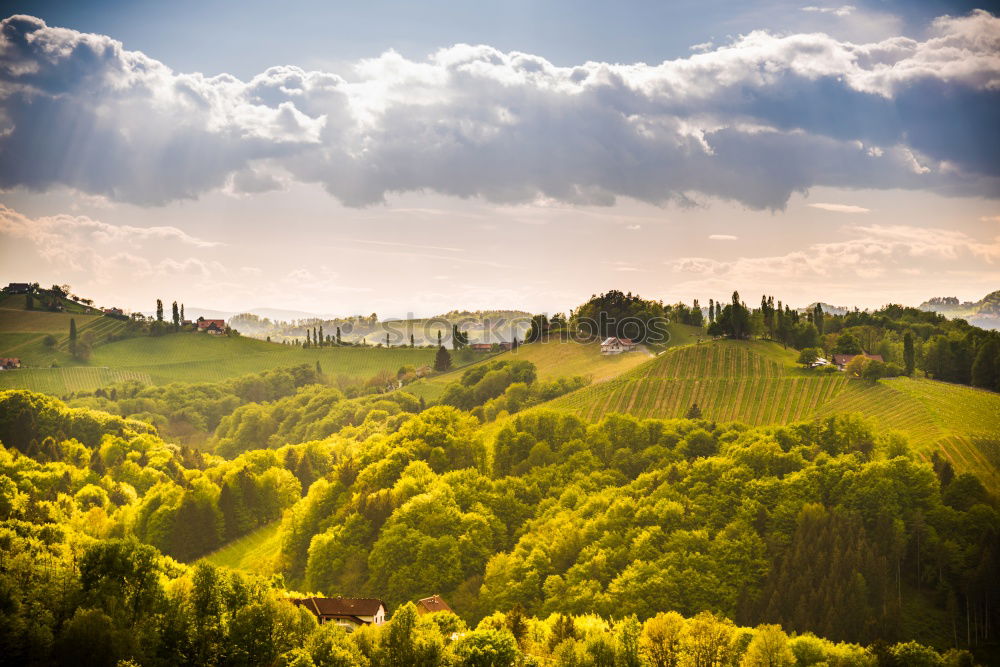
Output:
69,318,77,357
903,331,915,375
156,299,163,322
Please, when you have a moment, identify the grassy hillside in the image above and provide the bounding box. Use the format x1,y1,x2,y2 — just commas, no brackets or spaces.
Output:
405,323,703,402
0,326,439,395
547,339,1000,490
0,297,136,389
200,521,281,575
814,376,1000,490
88,334,437,384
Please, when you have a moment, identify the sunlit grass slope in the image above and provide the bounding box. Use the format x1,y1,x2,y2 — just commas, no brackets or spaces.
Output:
0,326,437,395
200,521,281,575
404,324,702,402
88,334,437,385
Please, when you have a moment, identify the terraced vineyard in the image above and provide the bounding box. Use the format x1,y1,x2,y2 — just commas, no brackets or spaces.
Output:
548,340,1000,491
0,366,152,394
814,376,1000,490
553,341,847,424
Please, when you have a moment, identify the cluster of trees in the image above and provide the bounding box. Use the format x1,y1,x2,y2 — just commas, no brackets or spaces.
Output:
666,300,704,327
211,386,422,458
0,389,330,562
149,298,192,336
67,364,323,445
436,359,588,421
704,294,1000,392
2,522,966,667
571,291,669,343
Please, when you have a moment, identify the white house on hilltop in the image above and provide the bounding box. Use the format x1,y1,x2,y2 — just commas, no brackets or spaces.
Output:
601,337,637,355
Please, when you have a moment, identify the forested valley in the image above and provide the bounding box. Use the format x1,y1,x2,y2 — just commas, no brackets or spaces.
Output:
0,348,996,665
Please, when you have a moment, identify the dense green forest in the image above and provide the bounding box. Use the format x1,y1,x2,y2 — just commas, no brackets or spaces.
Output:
1,354,997,664
1,290,999,665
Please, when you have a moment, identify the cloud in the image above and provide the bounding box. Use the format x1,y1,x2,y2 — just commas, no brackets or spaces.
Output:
807,203,871,213
981,215,1000,222
709,234,738,240
0,203,225,289
689,41,714,53
1,12,999,210
0,204,220,262
802,5,855,17
670,224,1000,288
626,224,642,230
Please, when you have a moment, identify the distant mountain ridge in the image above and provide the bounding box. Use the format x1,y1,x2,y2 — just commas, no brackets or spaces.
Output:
919,290,1000,330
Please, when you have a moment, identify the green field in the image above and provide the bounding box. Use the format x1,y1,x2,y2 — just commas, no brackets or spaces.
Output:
86,334,437,385
0,300,442,395
0,298,134,374
0,366,153,394
404,324,703,402
200,521,281,574
547,339,1000,490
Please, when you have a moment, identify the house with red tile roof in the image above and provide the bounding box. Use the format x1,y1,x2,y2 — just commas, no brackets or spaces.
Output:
290,597,386,630
197,318,226,335
415,594,453,615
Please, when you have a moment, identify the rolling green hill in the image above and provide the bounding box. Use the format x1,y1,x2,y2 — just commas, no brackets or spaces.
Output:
0,327,439,396
547,339,1000,490
405,323,704,402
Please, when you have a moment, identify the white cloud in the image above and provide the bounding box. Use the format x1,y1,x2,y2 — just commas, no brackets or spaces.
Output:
626,224,642,230
670,224,1000,288
1,12,999,210
0,205,220,248
689,41,714,53
981,215,1000,222
808,203,871,213
709,234,738,240
802,6,855,17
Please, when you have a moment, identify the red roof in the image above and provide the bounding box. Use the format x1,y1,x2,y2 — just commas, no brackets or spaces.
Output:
292,597,384,618
198,319,226,330
415,594,452,614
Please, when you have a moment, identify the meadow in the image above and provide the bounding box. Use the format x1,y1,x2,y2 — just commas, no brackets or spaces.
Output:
200,521,282,576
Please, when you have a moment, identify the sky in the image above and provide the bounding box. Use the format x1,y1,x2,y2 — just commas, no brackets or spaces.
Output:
1,1,999,317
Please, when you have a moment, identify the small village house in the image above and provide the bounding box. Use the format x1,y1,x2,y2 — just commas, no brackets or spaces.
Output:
290,597,386,631
197,318,227,335
832,353,883,371
469,343,493,352
600,337,637,355
5,283,30,294
415,594,452,615
0,358,21,370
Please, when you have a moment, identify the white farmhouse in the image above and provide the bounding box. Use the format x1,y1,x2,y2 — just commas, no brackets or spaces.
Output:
600,337,637,355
